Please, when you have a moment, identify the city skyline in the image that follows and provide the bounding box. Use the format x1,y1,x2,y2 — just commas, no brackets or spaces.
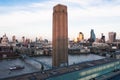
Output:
0,0,120,40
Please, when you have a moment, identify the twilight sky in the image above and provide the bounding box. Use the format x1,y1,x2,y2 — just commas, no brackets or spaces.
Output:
0,0,120,41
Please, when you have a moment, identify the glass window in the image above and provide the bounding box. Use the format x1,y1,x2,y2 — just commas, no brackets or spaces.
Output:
102,66,106,70
80,71,86,76
95,67,99,72
92,68,96,73
98,67,102,71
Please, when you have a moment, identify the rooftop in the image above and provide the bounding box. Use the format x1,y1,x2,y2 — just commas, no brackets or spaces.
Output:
6,58,118,80
0,54,104,80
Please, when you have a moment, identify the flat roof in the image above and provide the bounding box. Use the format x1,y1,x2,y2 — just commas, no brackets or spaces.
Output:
6,58,119,80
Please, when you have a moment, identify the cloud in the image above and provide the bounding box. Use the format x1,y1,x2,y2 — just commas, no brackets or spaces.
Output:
0,1,53,40
0,0,120,40
67,0,120,17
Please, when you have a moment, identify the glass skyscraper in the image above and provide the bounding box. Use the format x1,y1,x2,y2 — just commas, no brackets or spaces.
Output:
90,29,96,42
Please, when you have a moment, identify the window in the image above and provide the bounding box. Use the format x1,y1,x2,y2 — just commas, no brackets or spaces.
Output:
80,71,86,76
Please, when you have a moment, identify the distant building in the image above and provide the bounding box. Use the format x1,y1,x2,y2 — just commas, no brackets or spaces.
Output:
0,37,2,43
92,42,109,48
73,38,77,43
0,34,18,59
22,36,25,43
95,38,101,43
100,33,105,43
12,35,16,43
0,34,9,46
109,32,116,43
91,29,96,41
77,32,84,42
0,46,17,59
88,29,96,43
25,38,30,44
35,37,38,42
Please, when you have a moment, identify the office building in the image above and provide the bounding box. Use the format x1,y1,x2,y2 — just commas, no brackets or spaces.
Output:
12,35,16,43
89,29,96,42
77,32,84,42
109,32,116,43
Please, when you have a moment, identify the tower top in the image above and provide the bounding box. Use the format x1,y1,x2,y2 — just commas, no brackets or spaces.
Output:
54,4,67,7
53,4,67,13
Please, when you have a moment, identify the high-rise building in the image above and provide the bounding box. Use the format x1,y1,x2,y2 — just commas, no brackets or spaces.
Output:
109,32,116,43
1,34,9,46
12,35,16,43
22,36,25,43
89,29,96,42
101,33,105,43
52,4,68,67
77,32,84,42
35,37,38,42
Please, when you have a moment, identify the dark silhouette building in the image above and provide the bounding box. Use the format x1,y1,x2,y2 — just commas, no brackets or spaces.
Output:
101,33,105,43
88,29,96,43
52,4,68,67
109,32,116,43
90,29,96,41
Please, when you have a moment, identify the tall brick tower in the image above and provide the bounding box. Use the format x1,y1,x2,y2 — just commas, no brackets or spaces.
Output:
52,4,68,67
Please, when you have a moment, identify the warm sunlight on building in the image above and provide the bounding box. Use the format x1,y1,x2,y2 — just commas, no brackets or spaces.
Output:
77,32,84,42
73,38,77,42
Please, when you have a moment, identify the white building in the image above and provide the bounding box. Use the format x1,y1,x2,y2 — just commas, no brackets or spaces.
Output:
0,34,10,46
92,42,109,48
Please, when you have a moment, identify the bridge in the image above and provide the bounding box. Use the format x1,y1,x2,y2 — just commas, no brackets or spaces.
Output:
20,54,52,69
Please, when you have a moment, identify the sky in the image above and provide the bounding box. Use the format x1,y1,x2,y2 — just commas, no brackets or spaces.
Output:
0,0,120,41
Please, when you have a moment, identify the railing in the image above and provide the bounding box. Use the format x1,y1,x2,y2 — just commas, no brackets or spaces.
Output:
20,54,52,69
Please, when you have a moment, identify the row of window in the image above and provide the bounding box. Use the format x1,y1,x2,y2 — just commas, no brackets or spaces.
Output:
79,61,120,80
79,73,99,80
80,61,120,76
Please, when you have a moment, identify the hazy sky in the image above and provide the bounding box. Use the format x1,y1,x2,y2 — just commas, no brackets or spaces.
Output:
0,0,120,41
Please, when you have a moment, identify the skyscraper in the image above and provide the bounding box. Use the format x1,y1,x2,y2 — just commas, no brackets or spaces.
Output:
52,4,68,67
77,32,84,42
109,32,116,43
22,36,25,43
12,35,16,43
90,29,96,42
101,33,105,43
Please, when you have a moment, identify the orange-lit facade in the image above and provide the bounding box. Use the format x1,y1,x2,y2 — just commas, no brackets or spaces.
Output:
77,32,84,42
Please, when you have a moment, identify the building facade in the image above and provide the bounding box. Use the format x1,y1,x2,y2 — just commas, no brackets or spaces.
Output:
109,32,116,43
12,35,16,43
77,32,84,42
89,29,96,43
52,4,68,67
